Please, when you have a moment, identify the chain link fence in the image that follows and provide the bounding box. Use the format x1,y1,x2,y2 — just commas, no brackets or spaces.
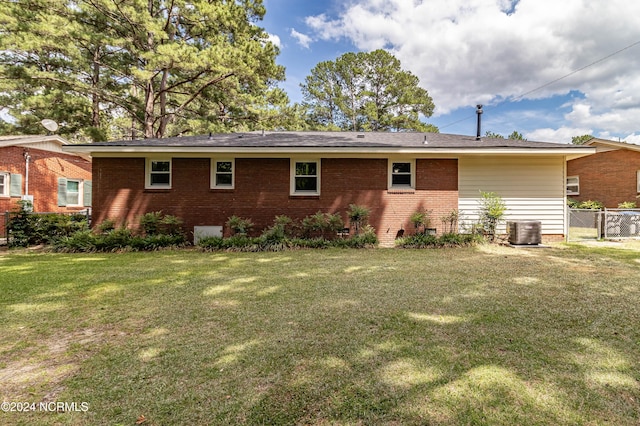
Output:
601,209,640,239
568,208,640,241
568,208,601,241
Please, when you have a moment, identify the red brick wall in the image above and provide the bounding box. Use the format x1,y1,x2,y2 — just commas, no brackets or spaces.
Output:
92,157,459,247
567,150,640,208
1,146,92,236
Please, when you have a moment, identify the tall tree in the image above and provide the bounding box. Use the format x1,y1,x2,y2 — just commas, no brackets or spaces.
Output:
507,131,526,141
485,131,504,139
571,134,594,145
301,50,437,132
0,0,284,140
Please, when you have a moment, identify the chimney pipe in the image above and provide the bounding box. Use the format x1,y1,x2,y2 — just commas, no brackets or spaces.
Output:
475,105,483,140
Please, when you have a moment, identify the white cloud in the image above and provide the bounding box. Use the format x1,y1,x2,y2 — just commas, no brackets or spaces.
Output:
305,0,640,135
623,134,640,145
266,33,281,48
527,127,593,144
290,28,313,49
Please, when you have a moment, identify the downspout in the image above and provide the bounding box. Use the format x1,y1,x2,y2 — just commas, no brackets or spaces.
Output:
24,150,31,196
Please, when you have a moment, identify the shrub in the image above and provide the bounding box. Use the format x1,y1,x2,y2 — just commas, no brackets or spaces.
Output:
96,219,117,234
440,209,459,234
226,215,254,236
300,211,344,239
7,200,89,247
347,204,370,235
53,230,98,252
140,211,163,236
397,232,482,248
477,191,506,242
410,209,432,234
577,200,604,209
618,201,637,209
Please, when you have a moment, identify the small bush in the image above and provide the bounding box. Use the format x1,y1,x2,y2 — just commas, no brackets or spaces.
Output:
618,201,637,209
347,204,370,235
397,233,483,248
576,200,604,209
226,215,254,236
7,200,89,247
301,211,344,239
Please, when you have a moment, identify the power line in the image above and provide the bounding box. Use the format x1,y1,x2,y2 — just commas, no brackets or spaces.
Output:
438,38,640,131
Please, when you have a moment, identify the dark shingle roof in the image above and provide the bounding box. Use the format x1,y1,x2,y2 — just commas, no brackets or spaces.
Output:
85,131,584,150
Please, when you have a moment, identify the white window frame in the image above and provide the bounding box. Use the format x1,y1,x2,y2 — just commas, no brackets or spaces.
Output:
566,175,580,196
637,170,640,193
388,160,415,190
66,179,82,206
211,159,235,189
290,159,320,196
0,172,8,197
146,158,172,189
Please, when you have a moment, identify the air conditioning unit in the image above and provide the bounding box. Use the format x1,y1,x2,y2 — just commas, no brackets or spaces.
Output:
508,221,541,245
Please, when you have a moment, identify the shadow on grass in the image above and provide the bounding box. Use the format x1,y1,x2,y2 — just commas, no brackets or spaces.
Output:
1,247,639,425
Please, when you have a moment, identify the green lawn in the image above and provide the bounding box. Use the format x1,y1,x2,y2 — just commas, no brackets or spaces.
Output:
1,244,640,425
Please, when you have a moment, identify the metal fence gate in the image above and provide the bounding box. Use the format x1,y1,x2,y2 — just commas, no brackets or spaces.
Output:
567,208,601,241
568,208,640,241
601,209,640,239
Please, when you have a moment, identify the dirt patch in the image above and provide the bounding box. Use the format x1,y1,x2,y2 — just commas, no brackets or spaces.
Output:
0,328,102,402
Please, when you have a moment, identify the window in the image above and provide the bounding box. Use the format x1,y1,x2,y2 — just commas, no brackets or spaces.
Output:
389,160,415,189
291,160,320,195
0,172,8,197
66,179,80,205
58,178,91,207
637,170,640,193
566,176,579,195
212,160,234,189
146,159,171,188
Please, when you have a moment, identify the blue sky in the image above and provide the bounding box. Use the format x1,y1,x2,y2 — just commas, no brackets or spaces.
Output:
261,0,640,144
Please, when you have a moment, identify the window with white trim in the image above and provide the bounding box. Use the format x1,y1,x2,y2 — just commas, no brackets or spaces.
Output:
146,159,172,189
389,160,415,189
212,159,234,189
58,178,91,207
291,160,320,195
0,172,8,197
66,179,81,206
566,176,579,195
637,170,640,193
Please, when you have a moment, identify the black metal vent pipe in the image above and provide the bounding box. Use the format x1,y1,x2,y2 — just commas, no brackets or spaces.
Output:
475,104,483,140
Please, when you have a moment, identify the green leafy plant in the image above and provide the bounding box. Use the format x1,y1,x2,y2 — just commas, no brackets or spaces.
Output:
301,211,344,239
618,201,637,209
477,191,507,242
347,204,370,235
409,209,432,234
440,209,459,234
226,215,254,236
577,200,604,209
140,211,163,236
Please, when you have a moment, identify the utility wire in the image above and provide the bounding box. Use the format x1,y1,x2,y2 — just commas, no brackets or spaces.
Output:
438,38,640,130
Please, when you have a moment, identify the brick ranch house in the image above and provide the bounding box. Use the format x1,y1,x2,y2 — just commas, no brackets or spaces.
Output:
567,138,640,208
63,131,593,247
1,135,92,237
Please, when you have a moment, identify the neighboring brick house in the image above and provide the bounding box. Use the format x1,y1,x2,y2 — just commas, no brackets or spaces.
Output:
566,138,640,208
63,131,593,247
1,135,92,237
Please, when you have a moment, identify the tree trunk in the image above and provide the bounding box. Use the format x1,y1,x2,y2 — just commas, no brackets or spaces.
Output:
91,47,100,128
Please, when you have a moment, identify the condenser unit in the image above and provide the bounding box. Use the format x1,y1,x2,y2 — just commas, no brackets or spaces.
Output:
507,221,541,245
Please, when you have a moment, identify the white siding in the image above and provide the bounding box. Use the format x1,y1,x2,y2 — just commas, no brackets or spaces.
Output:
458,156,566,235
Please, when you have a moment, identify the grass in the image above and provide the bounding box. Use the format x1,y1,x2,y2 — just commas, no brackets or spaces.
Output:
1,243,640,425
